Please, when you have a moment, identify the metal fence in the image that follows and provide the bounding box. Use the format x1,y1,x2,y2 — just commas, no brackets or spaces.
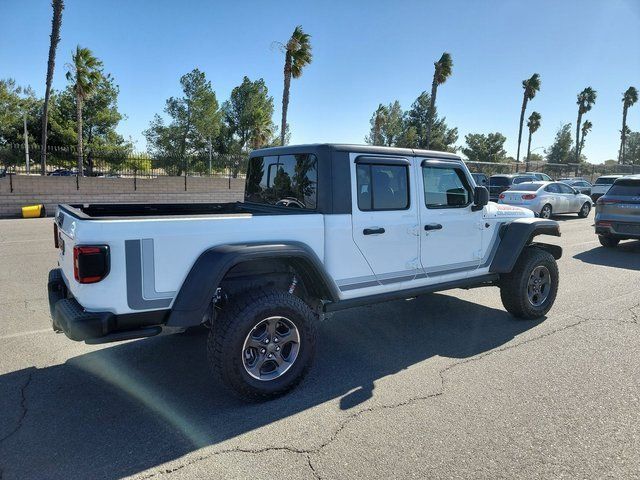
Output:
2,144,638,184
461,160,639,183
0,144,248,179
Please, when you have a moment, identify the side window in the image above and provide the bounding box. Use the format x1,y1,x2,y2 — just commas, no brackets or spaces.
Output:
357,164,409,211
545,183,560,193
556,183,571,194
513,176,531,184
245,154,318,209
422,166,472,208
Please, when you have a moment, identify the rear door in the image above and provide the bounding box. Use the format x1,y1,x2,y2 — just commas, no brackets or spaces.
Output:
351,155,420,286
417,159,483,281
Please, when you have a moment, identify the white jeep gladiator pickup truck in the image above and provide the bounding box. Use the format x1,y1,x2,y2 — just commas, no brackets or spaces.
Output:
48,144,562,400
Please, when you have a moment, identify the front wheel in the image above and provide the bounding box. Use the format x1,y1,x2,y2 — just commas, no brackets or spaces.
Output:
207,289,318,401
598,235,620,248
500,247,559,319
578,202,591,218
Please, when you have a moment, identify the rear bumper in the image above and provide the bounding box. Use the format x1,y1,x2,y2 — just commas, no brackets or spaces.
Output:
48,268,168,343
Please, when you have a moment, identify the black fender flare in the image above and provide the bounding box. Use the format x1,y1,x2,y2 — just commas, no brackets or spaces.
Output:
166,242,340,327
489,218,562,273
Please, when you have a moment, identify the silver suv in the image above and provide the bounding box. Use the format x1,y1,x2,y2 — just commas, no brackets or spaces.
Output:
595,175,640,247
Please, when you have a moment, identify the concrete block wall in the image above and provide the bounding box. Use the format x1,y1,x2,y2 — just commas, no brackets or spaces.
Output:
0,175,245,218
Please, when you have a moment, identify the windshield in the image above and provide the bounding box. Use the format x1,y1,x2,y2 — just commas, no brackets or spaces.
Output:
607,181,640,197
489,177,510,186
595,177,619,185
508,183,540,191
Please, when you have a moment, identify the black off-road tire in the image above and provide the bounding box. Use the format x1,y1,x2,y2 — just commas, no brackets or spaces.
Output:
578,202,591,218
598,235,620,248
499,247,559,319
207,289,318,401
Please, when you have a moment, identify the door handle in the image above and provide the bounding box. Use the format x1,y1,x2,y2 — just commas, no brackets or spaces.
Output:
363,227,385,235
424,223,443,231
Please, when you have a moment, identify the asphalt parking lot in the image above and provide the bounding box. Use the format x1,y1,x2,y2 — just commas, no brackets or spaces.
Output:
1,214,639,479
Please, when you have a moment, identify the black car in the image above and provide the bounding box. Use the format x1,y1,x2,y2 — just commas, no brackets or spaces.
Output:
488,174,537,201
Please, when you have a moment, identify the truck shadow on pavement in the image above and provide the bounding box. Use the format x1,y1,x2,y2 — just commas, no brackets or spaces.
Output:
573,240,640,270
0,293,542,480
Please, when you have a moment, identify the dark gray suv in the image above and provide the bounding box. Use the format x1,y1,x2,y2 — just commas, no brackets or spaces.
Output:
595,175,640,247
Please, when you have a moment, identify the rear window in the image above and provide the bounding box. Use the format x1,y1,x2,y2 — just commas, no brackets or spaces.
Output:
607,181,640,197
489,177,510,186
595,177,618,185
245,154,318,209
508,183,540,192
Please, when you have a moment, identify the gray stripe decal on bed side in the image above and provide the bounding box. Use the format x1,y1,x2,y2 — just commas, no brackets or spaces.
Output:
141,239,177,300
125,239,173,310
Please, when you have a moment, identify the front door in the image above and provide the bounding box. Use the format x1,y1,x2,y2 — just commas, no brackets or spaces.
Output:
417,159,484,282
351,155,420,286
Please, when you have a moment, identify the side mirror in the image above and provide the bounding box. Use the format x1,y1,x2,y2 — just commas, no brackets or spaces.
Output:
472,186,489,211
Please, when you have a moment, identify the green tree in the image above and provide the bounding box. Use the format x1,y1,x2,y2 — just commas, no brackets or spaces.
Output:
40,0,64,174
403,91,457,151
365,104,387,146
426,52,453,149
145,68,221,174
277,26,312,146
525,111,541,169
66,46,103,175
462,132,507,163
546,123,573,164
0,80,39,146
516,73,541,163
623,131,640,165
578,119,592,160
223,76,275,152
619,86,638,164
575,87,597,163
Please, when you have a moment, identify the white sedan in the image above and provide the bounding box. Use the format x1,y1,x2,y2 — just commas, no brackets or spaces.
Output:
498,181,593,218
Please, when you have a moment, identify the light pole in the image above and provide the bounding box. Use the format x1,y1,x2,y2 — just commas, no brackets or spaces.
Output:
526,146,544,172
23,112,30,174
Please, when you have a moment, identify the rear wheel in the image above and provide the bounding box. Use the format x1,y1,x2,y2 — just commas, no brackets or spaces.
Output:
500,247,559,319
578,202,591,218
598,235,620,248
540,204,552,219
207,289,317,401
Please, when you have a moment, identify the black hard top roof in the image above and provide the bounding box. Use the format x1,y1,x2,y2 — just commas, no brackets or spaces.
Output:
250,143,461,160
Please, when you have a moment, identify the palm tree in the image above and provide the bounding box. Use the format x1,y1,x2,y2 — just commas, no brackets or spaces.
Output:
516,73,541,164
278,26,312,146
66,46,102,176
525,111,541,170
40,0,64,175
575,87,597,163
619,86,638,164
426,52,453,149
579,120,592,158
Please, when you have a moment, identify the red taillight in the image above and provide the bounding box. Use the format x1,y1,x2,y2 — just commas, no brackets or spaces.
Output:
597,198,620,205
597,221,612,227
73,245,110,284
498,193,505,200
521,194,537,200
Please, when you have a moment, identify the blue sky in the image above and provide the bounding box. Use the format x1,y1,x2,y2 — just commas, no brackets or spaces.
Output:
2,0,639,163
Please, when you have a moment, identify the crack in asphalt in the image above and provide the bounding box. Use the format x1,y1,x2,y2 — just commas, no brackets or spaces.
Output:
0,371,33,446
141,314,595,479
625,304,639,324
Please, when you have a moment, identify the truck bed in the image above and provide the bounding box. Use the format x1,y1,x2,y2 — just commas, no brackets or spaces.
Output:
59,202,310,220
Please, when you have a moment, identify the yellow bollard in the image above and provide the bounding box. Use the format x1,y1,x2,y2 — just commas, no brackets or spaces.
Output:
21,204,46,218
